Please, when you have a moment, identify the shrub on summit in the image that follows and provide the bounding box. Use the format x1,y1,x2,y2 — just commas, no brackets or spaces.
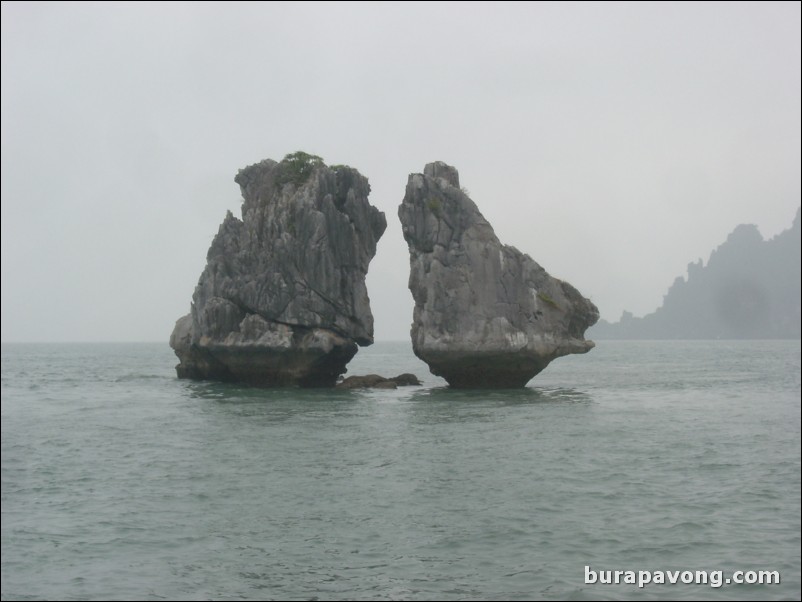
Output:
273,151,325,188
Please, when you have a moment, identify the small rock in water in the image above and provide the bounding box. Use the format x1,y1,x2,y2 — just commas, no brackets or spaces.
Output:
336,373,422,389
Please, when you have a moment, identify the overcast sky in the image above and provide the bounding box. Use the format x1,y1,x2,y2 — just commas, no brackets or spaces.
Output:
2,1,800,343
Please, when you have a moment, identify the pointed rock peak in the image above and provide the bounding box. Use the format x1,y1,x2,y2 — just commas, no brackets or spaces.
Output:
726,223,763,244
398,162,598,388
423,161,460,188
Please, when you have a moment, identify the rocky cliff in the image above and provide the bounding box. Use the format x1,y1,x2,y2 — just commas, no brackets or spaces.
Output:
398,161,599,387
170,152,387,386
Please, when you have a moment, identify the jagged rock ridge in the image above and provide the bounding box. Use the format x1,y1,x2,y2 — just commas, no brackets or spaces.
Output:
589,207,801,339
170,152,387,386
398,161,599,388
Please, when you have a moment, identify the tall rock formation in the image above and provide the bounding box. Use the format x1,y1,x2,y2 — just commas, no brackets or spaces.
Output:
398,161,599,388
170,152,387,386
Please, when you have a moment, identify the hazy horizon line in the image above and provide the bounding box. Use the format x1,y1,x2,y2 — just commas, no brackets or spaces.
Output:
2,338,800,345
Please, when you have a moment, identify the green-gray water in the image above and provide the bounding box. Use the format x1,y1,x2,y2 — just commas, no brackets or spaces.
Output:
1,341,800,600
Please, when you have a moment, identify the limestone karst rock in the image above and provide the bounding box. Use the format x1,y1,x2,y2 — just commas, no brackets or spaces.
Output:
335,373,422,390
398,161,599,388
589,207,802,339
170,152,387,386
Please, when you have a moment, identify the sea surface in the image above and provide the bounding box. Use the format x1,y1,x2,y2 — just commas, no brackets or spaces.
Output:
1,340,800,601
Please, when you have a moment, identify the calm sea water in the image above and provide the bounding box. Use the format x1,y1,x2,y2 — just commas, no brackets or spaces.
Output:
1,340,800,601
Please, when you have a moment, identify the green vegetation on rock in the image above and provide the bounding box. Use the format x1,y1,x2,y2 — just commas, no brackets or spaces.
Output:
427,197,442,217
537,292,560,310
274,151,325,188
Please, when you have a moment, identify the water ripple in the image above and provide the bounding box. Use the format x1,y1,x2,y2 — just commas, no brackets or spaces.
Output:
1,341,800,600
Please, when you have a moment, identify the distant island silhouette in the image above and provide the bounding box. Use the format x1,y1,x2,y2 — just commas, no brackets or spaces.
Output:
589,208,801,339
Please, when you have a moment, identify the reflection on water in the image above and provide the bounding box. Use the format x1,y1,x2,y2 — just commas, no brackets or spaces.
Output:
184,380,357,403
180,378,594,429
184,378,592,409
407,386,592,406
402,387,593,426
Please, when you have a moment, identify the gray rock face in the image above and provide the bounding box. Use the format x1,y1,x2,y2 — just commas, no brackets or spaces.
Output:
398,161,599,388
171,153,387,386
335,373,422,390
